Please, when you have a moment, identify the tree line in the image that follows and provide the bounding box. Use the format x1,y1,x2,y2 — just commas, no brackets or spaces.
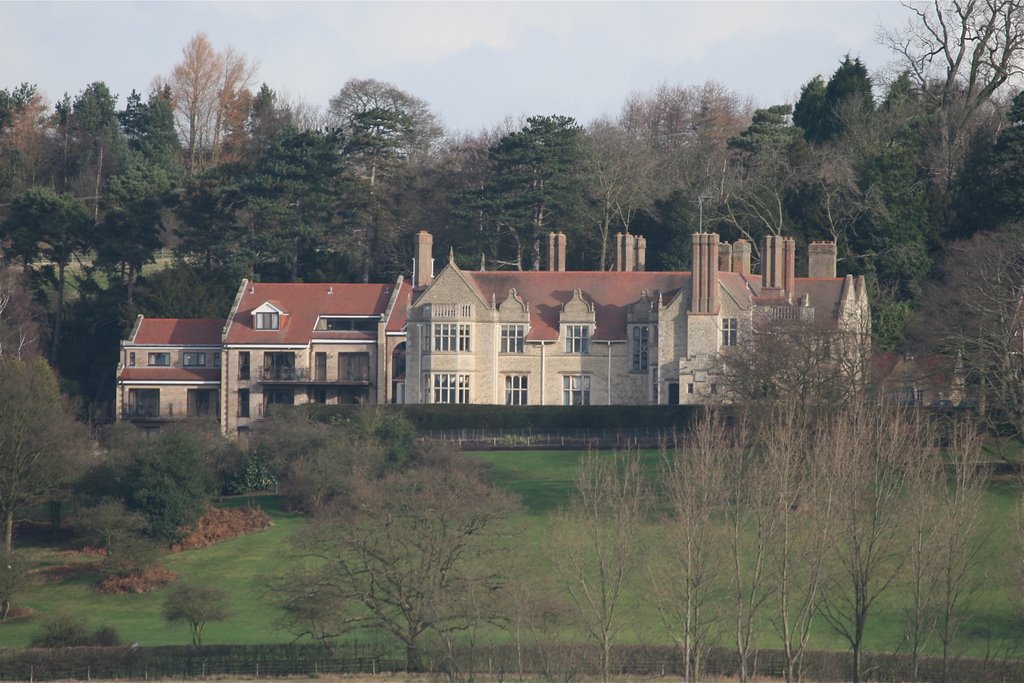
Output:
0,2,1022,413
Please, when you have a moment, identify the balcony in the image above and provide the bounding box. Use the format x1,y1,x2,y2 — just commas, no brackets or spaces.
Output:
262,367,310,383
122,403,218,420
260,367,372,385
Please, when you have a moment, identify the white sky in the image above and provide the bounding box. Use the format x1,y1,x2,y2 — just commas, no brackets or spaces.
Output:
0,1,912,134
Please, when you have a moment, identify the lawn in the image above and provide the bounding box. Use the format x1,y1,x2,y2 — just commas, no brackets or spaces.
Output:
2,449,1022,659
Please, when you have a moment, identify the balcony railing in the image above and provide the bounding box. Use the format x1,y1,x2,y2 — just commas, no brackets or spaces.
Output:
261,367,371,384
262,367,310,382
122,403,219,420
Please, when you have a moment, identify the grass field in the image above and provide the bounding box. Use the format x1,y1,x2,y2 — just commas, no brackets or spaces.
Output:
1,449,1022,659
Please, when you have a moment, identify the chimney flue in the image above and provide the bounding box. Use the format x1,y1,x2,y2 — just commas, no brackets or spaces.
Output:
690,232,720,314
414,231,434,287
808,241,837,278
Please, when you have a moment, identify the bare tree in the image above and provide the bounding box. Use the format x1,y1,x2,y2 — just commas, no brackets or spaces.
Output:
819,401,927,683
553,450,650,683
0,268,40,362
0,359,91,551
721,312,871,415
620,81,752,196
273,454,518,671
164,33,257,175
902,430,944,682
762,401,837,683
724,412,777,683
650,411,727,683
881,0,1024,189
916,224,1024,456
584,120,658,269
162,582,230,646
935,421,989,681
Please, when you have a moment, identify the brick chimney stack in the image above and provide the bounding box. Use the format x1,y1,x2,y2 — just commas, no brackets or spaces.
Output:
414,231,434,287
690,232,720,314
762,235,795,294
732,239,751,275
615,233,637,272
808,241,837,278
634,235,646,272
547,232,567,271
719,242,734,272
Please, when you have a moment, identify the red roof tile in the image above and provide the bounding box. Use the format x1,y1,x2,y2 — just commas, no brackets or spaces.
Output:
465,271,690,341
131,319,223,346
223,282,397,345
386,279,412,333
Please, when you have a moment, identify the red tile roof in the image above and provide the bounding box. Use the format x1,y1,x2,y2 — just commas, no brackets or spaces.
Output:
386,279,412,333
465,271,690,341
223,282,399,345
118,368,221,383
130,319,223,346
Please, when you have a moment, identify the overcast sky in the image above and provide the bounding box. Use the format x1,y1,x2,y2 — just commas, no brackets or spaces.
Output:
1,1,912,134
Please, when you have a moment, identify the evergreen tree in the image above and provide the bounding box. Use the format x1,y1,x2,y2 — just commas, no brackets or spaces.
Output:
244,128,346,281
1,188,93,364
95,164,172,301
119,87,181,176
484,115,589,270
821,56,874,140
792,76,828,143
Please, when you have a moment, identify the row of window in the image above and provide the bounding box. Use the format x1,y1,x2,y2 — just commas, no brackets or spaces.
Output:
132,351,221,368
429,320,738,362
425,373,591,406
236,351,370,382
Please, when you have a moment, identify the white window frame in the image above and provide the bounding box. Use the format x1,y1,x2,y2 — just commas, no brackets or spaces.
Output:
505,375,528,405
148,352,170,367
501,324,525,353
565,325,591,354
722,318,738,347
432,373,470,404
255,311,280,330
183,351,206,367
632,325,649,371
562,375,591,406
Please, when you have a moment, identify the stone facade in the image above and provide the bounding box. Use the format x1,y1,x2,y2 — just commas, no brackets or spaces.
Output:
116,230,870,434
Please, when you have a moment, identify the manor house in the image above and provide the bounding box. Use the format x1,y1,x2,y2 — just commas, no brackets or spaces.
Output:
116,230,869,435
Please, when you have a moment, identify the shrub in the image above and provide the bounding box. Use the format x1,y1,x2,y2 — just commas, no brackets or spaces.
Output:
0,551,28,621
226,454,278,495
29,611,93,648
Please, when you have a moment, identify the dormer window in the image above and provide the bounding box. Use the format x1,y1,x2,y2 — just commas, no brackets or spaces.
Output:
252,302,285,330
256,312,279,330
565,325,591,354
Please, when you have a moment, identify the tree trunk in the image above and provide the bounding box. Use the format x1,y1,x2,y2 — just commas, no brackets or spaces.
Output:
93,144,104,221
50,262,65,366
3,509,13,554
406,642,422,672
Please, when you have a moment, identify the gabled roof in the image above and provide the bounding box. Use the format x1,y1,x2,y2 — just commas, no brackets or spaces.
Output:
127,318,223,346
465,271,691,341
223,280,405,345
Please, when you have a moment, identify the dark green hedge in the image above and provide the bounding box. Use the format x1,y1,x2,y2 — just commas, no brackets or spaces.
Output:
3,642,1023,682
301,404,702,432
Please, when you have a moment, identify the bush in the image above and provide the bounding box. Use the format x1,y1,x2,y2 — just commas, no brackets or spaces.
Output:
29,611,93,648
226,454,277,495
92,625,122,646
28,611,123,648
0,551,28,621
303,404,701,432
